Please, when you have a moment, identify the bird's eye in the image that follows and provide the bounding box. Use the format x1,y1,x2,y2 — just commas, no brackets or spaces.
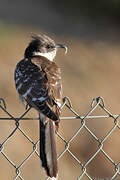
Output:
46,45,51,49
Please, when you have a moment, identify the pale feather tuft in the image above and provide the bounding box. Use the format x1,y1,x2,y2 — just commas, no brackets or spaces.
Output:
34,51,56,61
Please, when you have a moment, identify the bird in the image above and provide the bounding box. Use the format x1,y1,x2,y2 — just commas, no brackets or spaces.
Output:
14,34,67,179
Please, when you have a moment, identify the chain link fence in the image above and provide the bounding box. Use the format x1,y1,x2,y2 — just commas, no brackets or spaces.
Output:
0,97,120,180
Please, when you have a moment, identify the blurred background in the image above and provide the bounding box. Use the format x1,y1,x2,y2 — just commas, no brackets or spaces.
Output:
0,0,120,179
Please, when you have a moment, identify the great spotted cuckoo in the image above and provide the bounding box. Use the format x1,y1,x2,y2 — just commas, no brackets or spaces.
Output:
14,34,67,179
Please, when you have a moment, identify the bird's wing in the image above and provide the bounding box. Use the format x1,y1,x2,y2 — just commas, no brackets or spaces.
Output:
32,57,62,115
15,57,62,120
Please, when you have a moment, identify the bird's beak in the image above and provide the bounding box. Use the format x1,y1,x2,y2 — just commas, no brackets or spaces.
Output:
56,44,68,54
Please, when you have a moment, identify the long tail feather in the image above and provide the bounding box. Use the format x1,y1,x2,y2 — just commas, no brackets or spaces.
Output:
39,114,58,179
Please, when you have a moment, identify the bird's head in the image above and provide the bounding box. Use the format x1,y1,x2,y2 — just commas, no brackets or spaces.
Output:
24,34,67,61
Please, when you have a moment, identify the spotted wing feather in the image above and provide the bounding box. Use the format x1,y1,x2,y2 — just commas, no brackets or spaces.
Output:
14,58,60,121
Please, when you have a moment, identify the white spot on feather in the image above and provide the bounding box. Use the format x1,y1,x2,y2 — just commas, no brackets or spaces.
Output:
17,83,22,90
50,176,58,180
23,87,32,97
15,77,20,84
32,96,47,102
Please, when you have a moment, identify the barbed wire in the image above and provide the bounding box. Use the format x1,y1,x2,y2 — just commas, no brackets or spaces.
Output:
0,96,120,180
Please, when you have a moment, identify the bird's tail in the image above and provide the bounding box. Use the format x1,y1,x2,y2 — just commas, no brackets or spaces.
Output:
39,113,58,179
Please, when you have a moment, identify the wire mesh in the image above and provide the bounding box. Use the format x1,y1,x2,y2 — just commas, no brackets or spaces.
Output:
0,96,120,180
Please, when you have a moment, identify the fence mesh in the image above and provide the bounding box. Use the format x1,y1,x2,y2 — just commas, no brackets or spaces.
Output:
0,96,120,180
